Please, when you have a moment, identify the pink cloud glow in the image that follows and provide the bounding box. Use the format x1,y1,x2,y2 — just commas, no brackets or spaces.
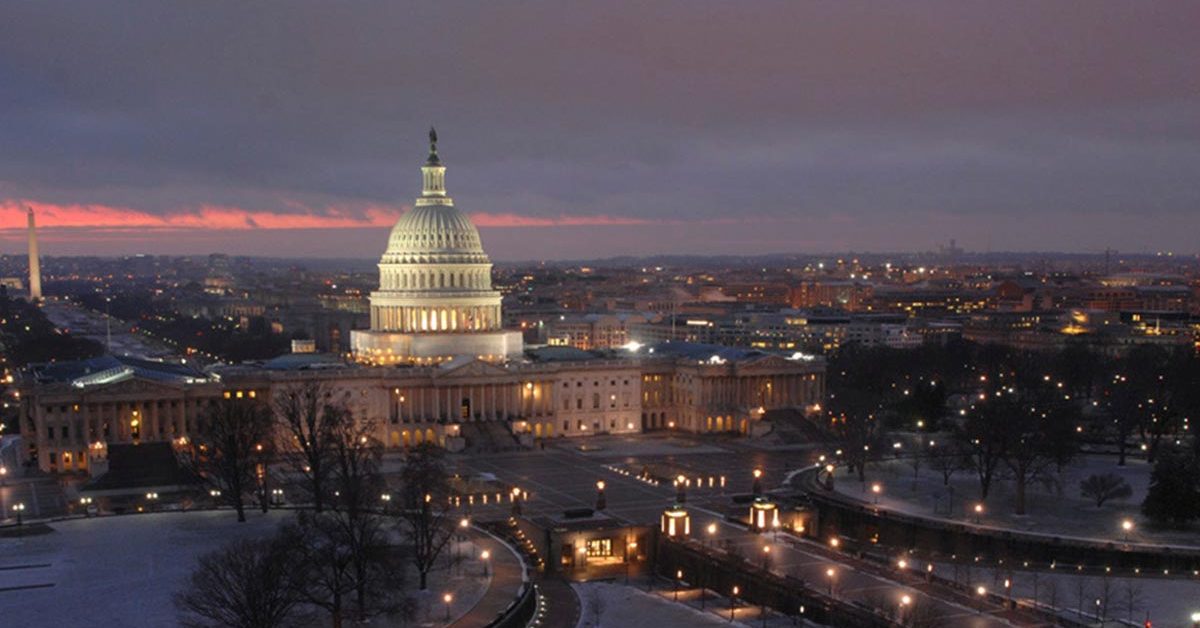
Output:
0,200,658,233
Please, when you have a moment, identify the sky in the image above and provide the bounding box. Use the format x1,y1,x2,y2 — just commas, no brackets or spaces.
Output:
1,1,1198,260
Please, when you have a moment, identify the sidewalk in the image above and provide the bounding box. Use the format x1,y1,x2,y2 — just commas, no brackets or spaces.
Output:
450,529,526,627
536,577,580,628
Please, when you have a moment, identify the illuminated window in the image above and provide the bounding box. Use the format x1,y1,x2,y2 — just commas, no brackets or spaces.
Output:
586,539,612,557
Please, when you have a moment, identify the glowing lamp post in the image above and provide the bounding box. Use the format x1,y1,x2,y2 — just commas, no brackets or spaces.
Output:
1122,519,1134,542
595,480,607,511
13,502,26,526
730,585,740,621
480,549,491,577
661,505,691,538
749,498,779,533
706,522,718,547
871,483,882,504
675,475,687,504
825,568,835,595
752,468,763,496
443,593,453,620
973,502,984,523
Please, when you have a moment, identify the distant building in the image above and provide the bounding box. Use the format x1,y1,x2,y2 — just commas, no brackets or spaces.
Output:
19,132,825,475
790,280,873,312
545,313,648,350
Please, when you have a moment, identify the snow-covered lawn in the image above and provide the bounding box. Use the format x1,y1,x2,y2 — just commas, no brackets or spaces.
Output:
0,510,285,627
0,510,492,628
573,581,749,628
835,454,1200,547
936,563,1200,628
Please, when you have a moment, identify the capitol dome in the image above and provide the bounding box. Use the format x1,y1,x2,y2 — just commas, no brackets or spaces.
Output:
350,129,523,364
382,204,488,265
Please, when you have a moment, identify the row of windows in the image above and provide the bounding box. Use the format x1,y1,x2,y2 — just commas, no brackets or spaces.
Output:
562,378,632,388
561,392,632,411
384,269,489,290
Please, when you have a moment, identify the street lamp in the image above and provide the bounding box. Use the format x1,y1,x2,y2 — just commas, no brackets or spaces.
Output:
13,502,25,526
973,502,984,523
443,593,453,620
1121,518,1134,542
825,568,835,595
899,594,911,622
480,549,490,577
675,475,687,504
752,468,763,496
730,585,740,621
706,522,718,547
675,569,683,600
762,545,771,571
595,480,606,511
871,483,882,504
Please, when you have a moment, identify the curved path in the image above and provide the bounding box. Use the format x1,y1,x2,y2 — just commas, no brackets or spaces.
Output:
450,528,526,627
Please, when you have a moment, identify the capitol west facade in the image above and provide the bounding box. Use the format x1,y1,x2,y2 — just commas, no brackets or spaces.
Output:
19,133,825,474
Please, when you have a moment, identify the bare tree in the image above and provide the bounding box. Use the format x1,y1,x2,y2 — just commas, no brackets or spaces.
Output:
175,533,302,628
179,398,273,522
929,444,964,487
1001,380,1078,515
273,381,346,512
1095,575,1115,624
1080,473,1133,508
826,389,886,483
292,513,358,628
1073,576,1091,623
1043,578,1058,612
954,397,1009,503
327,415,409,623
1119,579,1143,623
391,443,455,590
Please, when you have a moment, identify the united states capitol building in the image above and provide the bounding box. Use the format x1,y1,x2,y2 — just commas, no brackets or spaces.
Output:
19,132,825,475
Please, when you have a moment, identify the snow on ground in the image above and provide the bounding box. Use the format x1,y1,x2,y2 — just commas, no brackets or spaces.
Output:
572,581,748,628
0,511,492,628
936,563,1200,628
0,510,285,628
835,454,1200,547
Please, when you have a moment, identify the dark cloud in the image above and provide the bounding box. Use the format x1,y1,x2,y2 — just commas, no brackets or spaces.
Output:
0,1,1198,257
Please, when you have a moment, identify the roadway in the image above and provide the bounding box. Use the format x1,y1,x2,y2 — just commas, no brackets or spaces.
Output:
444,434,1046,627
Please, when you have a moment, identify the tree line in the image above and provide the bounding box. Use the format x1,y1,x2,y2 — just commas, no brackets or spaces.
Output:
824,340,1200,525
174,381,459,628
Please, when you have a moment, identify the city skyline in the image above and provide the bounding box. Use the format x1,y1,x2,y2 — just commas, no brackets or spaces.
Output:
2,1,1199,259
